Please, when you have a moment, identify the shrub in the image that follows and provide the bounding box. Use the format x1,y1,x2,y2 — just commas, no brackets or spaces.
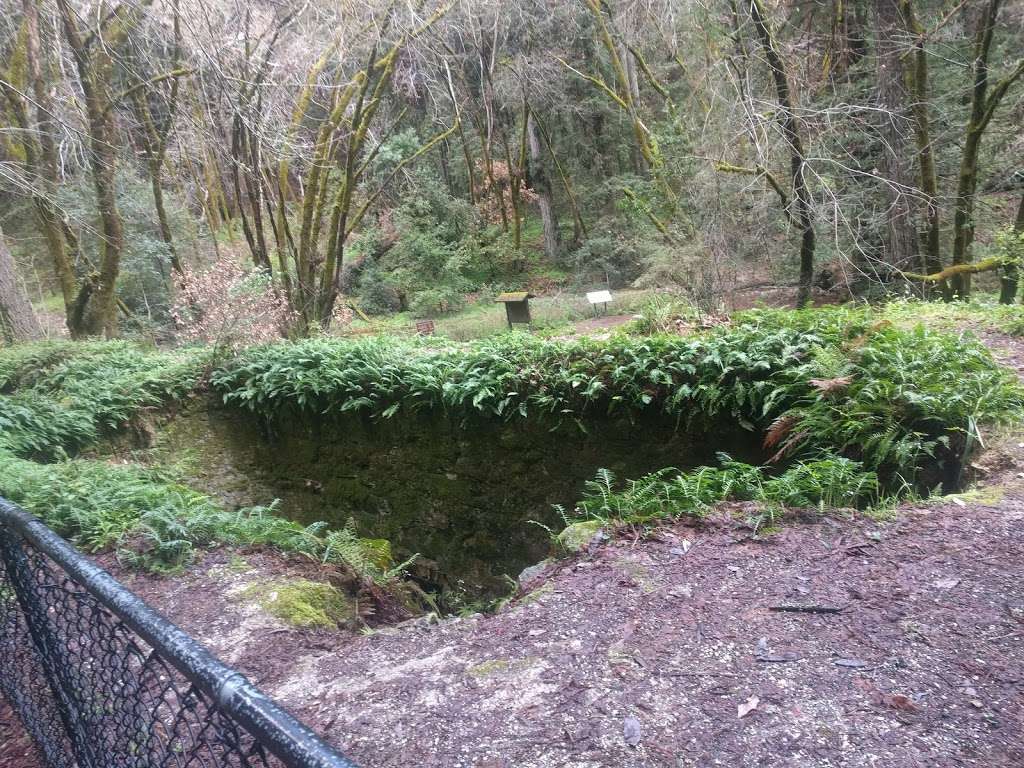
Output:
171,256,294,348
0,341,208,458
211,305,1022,485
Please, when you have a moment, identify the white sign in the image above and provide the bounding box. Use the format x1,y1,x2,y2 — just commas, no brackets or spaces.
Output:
586,290,613,304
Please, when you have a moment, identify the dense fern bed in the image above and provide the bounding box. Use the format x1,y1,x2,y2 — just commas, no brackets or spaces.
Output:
0,304,1020,575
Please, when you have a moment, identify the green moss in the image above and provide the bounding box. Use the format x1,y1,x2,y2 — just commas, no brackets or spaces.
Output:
242,579,356,628
556,520,605,552
517,583,553,607
937,485,1005,506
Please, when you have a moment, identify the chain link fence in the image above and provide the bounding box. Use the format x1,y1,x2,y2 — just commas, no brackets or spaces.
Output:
0,497,359,768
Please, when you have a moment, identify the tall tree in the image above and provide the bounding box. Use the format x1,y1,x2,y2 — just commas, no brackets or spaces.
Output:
0,0,77,325
0,226,43,343
950,0,1024,296
526,109,560,260
874,0,918,277
55,0,148,336
900,0,946,292
748,0,816,307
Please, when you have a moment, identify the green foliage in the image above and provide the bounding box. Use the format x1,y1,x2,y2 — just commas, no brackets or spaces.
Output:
212,304,1022,486
880,295,1024,337
566,230,649,288
571,454,879,526
2,305,1019,572
624,294,699,334
321,519,418,586
348,171,500,316
0,341,208,458
0,451,221,555
57,170,201,324
0,447,417,586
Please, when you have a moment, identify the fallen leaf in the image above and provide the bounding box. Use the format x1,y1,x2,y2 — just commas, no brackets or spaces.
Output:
933,577,960,589
623,717,642,747
808,376,853,394
738,695,760,718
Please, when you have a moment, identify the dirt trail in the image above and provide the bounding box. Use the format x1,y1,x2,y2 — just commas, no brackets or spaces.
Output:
4,330,1024,768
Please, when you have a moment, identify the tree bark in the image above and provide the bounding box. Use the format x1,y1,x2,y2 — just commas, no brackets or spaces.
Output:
950,0,1024,296
18,0,77,319
0,227,44,343
900,0,945,294
527,111,560,260
56,0,144,337
748,0,816,307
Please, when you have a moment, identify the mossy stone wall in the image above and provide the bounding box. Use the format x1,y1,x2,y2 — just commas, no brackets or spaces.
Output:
159,401,757,598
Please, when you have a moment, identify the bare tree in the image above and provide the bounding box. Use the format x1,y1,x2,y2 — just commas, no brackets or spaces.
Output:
747,0,816,307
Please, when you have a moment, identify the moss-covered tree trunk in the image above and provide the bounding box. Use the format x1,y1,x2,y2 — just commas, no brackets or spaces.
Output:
56,0,150,337
900,0,945,295
950,0,1024,297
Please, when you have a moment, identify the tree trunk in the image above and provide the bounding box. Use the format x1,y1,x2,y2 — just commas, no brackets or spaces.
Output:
900,0,945,294
57,0,135,337
874,0,918,278
527,111,560,260
0,227,44,343
999,191,1024,304
748,0,816,307
949,0,1024,296
21,0,77,319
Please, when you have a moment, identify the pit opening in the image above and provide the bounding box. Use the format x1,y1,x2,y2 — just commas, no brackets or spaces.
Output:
160,402,763,607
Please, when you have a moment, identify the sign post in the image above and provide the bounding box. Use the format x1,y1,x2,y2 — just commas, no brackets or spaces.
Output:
586,289,613,317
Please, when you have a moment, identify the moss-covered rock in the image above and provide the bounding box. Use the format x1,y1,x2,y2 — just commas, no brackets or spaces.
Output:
556,520,606,552
242,579,356,629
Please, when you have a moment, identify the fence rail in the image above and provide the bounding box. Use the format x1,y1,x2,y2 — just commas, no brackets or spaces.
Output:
0,497,359,768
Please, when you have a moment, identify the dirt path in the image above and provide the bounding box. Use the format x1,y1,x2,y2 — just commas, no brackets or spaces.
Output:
4,329,1024,768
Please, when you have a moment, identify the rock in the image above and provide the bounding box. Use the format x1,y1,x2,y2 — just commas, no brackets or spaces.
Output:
623,716,643,746
517,560,550,588
556,520,606,553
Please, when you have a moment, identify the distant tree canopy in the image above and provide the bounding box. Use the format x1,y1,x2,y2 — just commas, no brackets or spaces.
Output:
0,0,1022,337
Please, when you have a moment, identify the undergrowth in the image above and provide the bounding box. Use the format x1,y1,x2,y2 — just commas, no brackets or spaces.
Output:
1,302,1021,588
0,450,414,590
881,295,1024,337
0,341,208,458
564,454,884,531
212,305,1022,484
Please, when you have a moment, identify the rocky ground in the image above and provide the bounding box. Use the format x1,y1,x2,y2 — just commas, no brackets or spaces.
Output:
4,329,1024,768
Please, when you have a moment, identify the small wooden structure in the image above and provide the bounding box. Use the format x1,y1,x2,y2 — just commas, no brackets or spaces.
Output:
415,319,435,336
495,291,534,328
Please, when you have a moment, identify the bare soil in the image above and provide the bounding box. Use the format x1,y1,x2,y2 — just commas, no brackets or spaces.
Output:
4,329,1024,768
0,696,43,768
